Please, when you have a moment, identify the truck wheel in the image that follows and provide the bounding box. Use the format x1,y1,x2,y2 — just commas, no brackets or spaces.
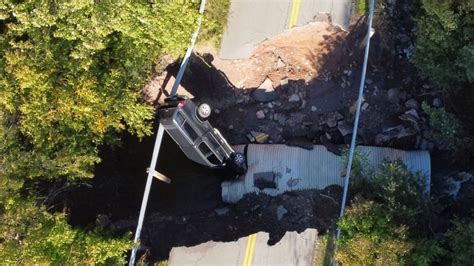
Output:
197,103,211,121
228,152,247,176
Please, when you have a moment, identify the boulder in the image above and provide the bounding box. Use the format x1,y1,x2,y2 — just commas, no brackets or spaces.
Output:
387,88,400,104
337,121,353,136
320,134,342,156
325,112,344,128
405,98,420,110
361,102,369,111
276,57,286,68
405,109,419,119
432,97,443,107
277,114,286,125
251,78,279,102
276,205,288,221
285,137,314,150
419,138,434,151
288,93,300,102
327,118,337,128
443,172,474,201
398,91,408,102
375,125,417,148
256,110,265,119
215,207,230,216
350,98,367,114
375,134,391,146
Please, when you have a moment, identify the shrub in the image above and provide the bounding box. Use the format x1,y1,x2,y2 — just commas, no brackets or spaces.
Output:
412,0,473,91
371,161,431,228
341,147,373,193
356,0,368,16
336,197,412,265
0,1,201,263
445,218,474,265
422,102,461,149
0,1,199,180
199,0,231,49
0,195,133,264
337,161,442,265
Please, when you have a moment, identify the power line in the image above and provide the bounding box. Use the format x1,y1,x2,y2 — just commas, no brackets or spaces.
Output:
335,0,375,244
128,1,207,265
170,1,207,97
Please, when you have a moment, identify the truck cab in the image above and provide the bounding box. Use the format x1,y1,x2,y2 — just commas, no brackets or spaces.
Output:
159,96,247,176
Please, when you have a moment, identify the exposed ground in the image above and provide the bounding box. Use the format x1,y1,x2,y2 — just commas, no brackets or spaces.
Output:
125,18,434,262
55,3,472,263
144,20,426,151
113,186,342,262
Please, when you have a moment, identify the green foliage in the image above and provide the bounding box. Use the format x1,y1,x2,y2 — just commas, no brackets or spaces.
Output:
0,0,199,180
356,0,368,16
413,0,473,91
337,161,442,265
421,102,461,149
445,218,474,265
341,148,369,177
0,195,133,264
199,0,231,49
337,197,412,265
370,161,430,228
0,1,201,263
341,147,372,190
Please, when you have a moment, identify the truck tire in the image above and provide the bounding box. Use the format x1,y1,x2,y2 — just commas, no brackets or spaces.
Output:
197,103,211,121
226,152,247,176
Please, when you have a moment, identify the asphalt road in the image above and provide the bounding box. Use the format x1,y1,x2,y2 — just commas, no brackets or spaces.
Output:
169,229,318,265
219,0,352,59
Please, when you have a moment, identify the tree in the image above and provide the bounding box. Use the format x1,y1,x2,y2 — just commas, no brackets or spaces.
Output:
0,194,133,264
413,0,473,91
421,102,461,150
336,161,442,265
445,218,474,265
0,0,198,180
0,1,200,263
336,197,412,265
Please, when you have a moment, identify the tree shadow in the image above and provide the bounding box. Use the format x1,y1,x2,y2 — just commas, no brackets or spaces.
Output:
120,5,448,263
113,21,370,262
59,16,407,264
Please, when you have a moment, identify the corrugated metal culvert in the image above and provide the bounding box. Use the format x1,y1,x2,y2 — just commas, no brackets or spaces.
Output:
222,145,430,203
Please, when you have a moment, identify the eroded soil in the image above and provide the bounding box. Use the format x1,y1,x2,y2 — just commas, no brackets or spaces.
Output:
58,5,472,263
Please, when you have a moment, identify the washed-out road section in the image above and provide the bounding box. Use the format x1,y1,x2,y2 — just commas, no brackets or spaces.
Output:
220,0,352,59
169,229,318,265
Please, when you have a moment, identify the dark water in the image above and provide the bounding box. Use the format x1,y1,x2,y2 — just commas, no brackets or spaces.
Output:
65,129,225,227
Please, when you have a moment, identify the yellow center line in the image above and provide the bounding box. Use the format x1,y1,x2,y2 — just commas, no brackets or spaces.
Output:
294,0,301,27
242,234,252,266
247,234,257,266
288,0,297,28
289,0,301,28
242,234,257,266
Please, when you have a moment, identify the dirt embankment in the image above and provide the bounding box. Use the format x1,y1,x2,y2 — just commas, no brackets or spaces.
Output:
144,22,347,102
113,186,342,262
105,6,471,262
143,19,423,152
200,22,347,89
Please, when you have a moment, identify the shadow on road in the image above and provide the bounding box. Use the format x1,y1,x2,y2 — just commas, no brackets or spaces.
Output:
54,18,419,263
123,24,358,262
